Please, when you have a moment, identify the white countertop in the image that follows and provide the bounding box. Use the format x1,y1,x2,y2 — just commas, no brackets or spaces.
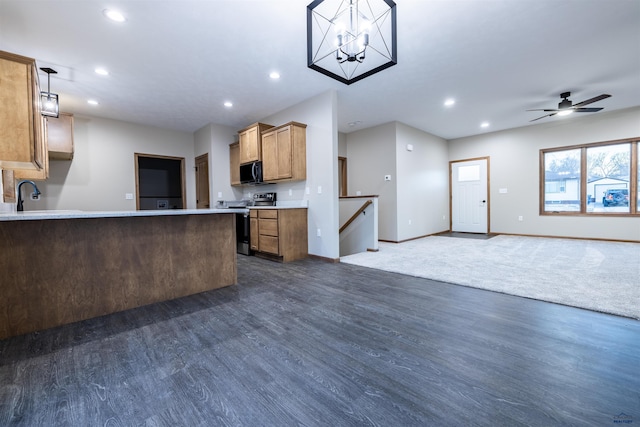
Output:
249,205,308,210
0,208,247,221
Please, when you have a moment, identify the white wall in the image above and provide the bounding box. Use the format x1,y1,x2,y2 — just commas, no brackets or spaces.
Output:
338,132,347,157
23,115,196,211
396,122,449,241
346,122,450,242
194,122,239,205
346,122,398,241
448,107,640,241
259,90,340,260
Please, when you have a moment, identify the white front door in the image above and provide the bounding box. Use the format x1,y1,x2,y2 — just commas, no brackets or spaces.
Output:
451,158,488,233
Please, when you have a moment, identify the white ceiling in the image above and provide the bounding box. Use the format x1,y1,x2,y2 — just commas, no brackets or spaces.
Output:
1,0,639,140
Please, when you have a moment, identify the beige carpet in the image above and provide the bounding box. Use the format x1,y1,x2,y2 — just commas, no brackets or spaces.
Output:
340,235,640,319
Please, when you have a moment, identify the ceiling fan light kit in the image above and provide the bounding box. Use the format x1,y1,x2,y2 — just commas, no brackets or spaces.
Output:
527,91,611,122
307,0,397,85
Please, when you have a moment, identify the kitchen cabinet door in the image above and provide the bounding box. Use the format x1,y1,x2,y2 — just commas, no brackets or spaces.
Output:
260,122,306,183
229,142,240,186
238,122,273,164
47,113,74,160
0,50,46,172
250,210,258,251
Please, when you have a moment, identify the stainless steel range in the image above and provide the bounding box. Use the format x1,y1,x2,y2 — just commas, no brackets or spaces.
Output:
253,192,277,206
230,193,276,256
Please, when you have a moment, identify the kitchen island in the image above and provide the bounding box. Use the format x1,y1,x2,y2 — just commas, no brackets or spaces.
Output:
0,209,245,340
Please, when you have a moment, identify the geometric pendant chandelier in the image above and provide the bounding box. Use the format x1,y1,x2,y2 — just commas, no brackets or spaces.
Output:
307,0,397,85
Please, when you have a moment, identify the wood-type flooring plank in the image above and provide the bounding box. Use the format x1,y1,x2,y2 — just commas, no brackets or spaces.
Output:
0,256,639,426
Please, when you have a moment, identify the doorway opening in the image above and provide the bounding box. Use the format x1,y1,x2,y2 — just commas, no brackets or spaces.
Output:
135,153,186,210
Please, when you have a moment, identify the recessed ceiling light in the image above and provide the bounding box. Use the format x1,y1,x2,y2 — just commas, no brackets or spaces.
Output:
87,99,99,105
95,68,109,76
269,72,280,79
444,98,455,107
103,9,126,22
348,121,362,127
480,122,490,128
224,101,233,108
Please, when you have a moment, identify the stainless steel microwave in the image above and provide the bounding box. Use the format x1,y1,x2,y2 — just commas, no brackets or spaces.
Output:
239,161,263,184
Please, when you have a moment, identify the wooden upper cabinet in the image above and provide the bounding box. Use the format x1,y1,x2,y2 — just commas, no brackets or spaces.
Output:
229,142,240,186
13,116,49,181
261,122,307,182
47,113,74,160
0,50,45,172
238,122,273,164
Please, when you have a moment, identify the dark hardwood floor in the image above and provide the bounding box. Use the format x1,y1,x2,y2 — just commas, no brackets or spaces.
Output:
1,255,638,426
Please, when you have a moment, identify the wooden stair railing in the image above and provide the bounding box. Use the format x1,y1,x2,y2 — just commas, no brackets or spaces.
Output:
339,199,373,234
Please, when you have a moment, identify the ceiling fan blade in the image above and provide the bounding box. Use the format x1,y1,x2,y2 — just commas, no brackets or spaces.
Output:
574,107,604,113
572,94,611,108
530,112,557,122
526,109,559,112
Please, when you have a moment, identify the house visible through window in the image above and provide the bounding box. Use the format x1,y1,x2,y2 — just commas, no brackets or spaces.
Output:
543,149,580,212
540,138,639,215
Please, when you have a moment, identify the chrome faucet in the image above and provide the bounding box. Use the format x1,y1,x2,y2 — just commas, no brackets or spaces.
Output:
17,180,41,212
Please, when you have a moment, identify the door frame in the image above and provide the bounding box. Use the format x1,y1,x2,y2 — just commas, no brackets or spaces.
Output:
449,156,490,233
134,153,186,210
338,156,348,197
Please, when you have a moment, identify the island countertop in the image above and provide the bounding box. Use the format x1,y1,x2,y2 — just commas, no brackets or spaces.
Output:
0,208,248,221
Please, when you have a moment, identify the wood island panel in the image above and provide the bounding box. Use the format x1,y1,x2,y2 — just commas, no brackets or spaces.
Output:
0,213,237,339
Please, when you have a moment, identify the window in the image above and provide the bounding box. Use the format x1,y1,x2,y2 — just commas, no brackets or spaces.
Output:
540,138,639,215
543,149,580,212
458,165,480,182
587,143,630,213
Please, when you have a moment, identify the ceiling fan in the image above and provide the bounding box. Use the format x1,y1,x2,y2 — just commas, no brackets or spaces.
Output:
527,92,611,122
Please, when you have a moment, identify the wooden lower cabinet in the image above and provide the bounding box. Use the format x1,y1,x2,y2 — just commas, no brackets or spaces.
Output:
0,213,237,339
250,208,308,262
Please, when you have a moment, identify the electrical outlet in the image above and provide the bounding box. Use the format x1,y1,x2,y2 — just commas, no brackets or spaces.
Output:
316,228,321,237
518,216,523,221
125,193,133,200
317,186,322,194
408,219,412,225
384,175,391,181
218,192,223,198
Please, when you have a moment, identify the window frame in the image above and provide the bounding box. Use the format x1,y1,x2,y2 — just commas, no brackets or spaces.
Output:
540,137,639,216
